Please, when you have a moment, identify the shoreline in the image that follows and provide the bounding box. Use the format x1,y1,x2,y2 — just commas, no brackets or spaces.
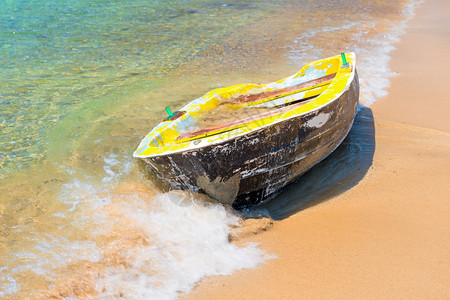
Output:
372,0,450,132
183,0,450,298
2,0,449,298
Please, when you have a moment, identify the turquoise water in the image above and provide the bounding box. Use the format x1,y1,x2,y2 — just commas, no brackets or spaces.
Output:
1,0,276,178
0,0,415,179
0,0,422,298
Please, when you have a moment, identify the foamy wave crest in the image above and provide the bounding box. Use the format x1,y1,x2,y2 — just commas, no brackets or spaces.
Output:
27,155,270,299
354,0,424,106
286,21,362,65
102,153,133,183
0,268,20,298
95,191,268,299
286,0,424,106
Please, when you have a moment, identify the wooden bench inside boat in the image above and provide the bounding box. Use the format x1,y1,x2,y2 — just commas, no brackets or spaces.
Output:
176,72,336,142
224,72,336,106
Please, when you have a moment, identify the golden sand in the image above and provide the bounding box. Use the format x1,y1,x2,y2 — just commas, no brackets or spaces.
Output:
183,0,450,298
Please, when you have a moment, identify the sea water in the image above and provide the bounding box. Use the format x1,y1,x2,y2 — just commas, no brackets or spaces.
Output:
0,0,423,298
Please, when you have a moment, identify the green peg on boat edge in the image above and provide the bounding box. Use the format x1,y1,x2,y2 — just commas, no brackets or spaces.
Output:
165,106,174,118
341,53,348,67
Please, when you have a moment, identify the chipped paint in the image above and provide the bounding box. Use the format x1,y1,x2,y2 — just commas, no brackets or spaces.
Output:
196,173,241,205
135,53,359,207
305,113,331,129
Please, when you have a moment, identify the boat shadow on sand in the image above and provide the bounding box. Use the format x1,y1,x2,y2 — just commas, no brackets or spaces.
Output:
244,105,375,220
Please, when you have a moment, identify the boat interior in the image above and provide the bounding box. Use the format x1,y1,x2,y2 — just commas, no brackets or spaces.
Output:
174,72,337,142
134,53,353,155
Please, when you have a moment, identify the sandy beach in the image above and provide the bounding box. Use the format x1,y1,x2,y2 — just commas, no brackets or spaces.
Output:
183,0,450,298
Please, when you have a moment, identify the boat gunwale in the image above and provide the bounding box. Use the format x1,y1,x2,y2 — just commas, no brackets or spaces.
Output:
134,53,357,158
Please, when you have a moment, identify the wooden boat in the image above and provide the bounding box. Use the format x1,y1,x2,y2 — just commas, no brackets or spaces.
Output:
134,53,359,208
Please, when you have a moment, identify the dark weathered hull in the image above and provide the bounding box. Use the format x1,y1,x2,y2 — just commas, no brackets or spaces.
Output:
143,72,359,208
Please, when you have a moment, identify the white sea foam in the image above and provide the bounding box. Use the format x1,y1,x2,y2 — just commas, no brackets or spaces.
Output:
12,237,101,276
102,153,133,183
353,0,424,106
95,191,269,299
287,21,362,64
286,0,424,106
4,155,270,299
0,267,20,298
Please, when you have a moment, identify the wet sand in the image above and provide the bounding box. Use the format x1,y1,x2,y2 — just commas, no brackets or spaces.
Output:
183,0,450,298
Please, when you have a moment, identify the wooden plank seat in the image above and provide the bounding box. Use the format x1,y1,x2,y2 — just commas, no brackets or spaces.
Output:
176,73,336,142
176,99,314,141
222,72,336,105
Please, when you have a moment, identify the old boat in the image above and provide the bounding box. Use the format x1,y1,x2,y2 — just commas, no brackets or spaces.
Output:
134,53,359,208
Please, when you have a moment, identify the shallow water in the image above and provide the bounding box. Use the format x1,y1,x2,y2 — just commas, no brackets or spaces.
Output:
1,0,423,298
